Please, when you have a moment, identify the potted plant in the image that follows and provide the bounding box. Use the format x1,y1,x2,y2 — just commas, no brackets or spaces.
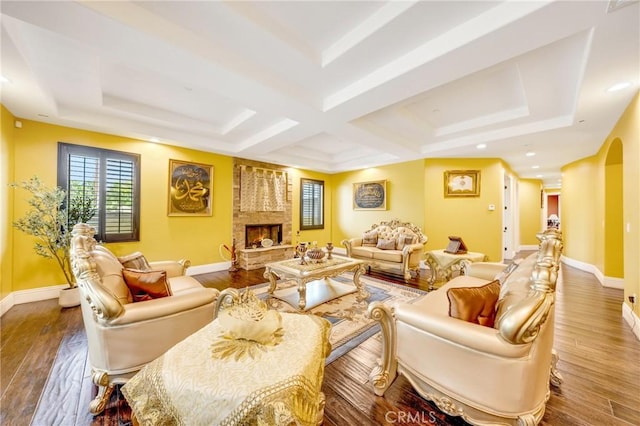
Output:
11,176,88,307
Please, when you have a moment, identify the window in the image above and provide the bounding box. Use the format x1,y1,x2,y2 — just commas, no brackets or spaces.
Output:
300,178,324,230
58,143,140,242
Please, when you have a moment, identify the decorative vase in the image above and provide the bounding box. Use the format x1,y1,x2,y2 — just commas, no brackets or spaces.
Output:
297,243,308,265
59,286,80,308
326,242,333,259
306,247,326,262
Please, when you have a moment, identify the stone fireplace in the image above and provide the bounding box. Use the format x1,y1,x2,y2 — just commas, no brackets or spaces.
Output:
232,158,294,270
245,223,283,248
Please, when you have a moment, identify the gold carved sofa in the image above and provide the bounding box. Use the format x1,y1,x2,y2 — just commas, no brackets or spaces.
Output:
341,219,427,281
368,229,563,425
69,223,219,415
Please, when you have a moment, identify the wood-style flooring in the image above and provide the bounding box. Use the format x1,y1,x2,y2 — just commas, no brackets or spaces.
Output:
1,263,639,425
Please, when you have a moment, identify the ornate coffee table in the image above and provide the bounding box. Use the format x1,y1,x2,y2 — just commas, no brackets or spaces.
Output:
264,255,369,310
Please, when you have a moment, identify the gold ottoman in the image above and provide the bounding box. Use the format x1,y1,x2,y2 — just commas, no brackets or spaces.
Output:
123,312,331,425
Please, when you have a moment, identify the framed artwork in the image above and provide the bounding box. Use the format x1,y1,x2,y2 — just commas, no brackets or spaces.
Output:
353,180,387,210
168,159,213,216
444,170,480,197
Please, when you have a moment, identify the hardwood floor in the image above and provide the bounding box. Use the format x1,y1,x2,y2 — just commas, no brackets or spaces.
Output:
1,263,639,425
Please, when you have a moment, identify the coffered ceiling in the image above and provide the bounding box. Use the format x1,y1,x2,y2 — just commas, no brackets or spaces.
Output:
1,1,638,187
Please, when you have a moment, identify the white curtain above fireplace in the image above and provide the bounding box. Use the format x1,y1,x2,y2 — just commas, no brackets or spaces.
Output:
240,166,286,212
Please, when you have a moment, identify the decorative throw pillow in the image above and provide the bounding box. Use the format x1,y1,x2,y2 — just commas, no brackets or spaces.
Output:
362,230,378,247
118,252,151,271
122,268,172,302
376,238,397,250
447,280,500,327
396,233,416,250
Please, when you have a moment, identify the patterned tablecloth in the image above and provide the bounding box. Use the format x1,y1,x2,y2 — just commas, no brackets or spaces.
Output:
122,313,331,426
424,249,487,288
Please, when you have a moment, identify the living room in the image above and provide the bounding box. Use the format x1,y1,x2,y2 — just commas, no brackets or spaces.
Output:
1,1,640,425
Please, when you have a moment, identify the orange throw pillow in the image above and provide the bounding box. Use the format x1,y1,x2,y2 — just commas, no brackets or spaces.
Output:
447,280,500,327
122,268,172,302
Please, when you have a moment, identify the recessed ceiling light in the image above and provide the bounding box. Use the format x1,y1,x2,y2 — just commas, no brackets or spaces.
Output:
532,165,540,169
607,81,632,92
149,137,160,143
536,174,543,178
476,143,487,149
525,151,536,157
0,75,10,84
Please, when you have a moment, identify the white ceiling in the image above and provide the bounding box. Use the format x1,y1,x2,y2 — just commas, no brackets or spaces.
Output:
1,0,638,187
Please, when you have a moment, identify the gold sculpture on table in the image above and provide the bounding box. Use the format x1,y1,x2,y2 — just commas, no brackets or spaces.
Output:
212,288,283,361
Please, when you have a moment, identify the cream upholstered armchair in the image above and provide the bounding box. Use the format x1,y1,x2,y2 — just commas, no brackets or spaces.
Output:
368,229,563,425
69,223,219,415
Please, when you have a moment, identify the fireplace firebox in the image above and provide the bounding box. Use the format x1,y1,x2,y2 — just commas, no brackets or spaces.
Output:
245,224,282,248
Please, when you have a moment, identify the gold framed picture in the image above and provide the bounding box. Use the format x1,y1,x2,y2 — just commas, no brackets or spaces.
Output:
353,180,387,210
444,170,480,197
168,159,213,216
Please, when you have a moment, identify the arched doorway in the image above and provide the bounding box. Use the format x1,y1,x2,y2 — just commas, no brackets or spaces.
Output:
604,139,623,279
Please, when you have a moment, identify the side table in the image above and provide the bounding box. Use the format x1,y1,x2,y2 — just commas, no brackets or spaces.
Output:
424,249,487,289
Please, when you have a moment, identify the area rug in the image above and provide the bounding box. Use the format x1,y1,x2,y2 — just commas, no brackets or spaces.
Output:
248,273,427,364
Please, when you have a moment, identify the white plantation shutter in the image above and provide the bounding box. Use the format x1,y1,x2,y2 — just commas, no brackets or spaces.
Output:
104,158,135,238
300,179,324,230
58,143,140,242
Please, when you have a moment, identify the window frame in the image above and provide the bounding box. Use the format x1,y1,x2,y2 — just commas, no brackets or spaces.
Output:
57,142,141,242
300,178,324,230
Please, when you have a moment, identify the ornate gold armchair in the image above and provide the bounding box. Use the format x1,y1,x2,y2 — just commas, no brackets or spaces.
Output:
69,224,219,415
368,230,563,425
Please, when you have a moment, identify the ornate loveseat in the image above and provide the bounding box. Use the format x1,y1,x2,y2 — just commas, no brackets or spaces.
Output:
341,219,427,281
69,223,219,415
368,229,563,425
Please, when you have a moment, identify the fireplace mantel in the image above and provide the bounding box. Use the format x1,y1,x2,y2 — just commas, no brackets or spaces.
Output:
238,245,295,270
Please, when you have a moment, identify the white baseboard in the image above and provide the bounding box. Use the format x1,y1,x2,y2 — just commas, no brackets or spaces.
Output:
1,284,68,317
622,302,640,341
561,255,624,289
603,276,625,289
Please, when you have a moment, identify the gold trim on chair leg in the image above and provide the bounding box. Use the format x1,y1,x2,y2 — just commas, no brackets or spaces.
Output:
367,302,398,396
89,370,115,415
550,349,563,387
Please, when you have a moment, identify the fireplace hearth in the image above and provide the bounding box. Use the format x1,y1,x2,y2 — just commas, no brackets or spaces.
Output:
245,224,283,248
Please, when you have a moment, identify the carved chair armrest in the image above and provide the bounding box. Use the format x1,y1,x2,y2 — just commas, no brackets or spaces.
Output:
463,262,506,281
106,288,218,326
394,303,531,358
341,238,362,257
148,259,191,278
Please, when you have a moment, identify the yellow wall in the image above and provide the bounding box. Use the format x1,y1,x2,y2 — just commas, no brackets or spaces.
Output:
561,156,600,266
10,118,233,291
613,93,639,314
561,91,639,316
424,158,504,261
331,160,426,247
519,179,543,246
1,105,15,300
604,140,624,277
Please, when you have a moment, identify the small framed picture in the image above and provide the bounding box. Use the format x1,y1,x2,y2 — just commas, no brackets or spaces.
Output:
168,159,213,216
353,180,387,210
444,170,480,197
